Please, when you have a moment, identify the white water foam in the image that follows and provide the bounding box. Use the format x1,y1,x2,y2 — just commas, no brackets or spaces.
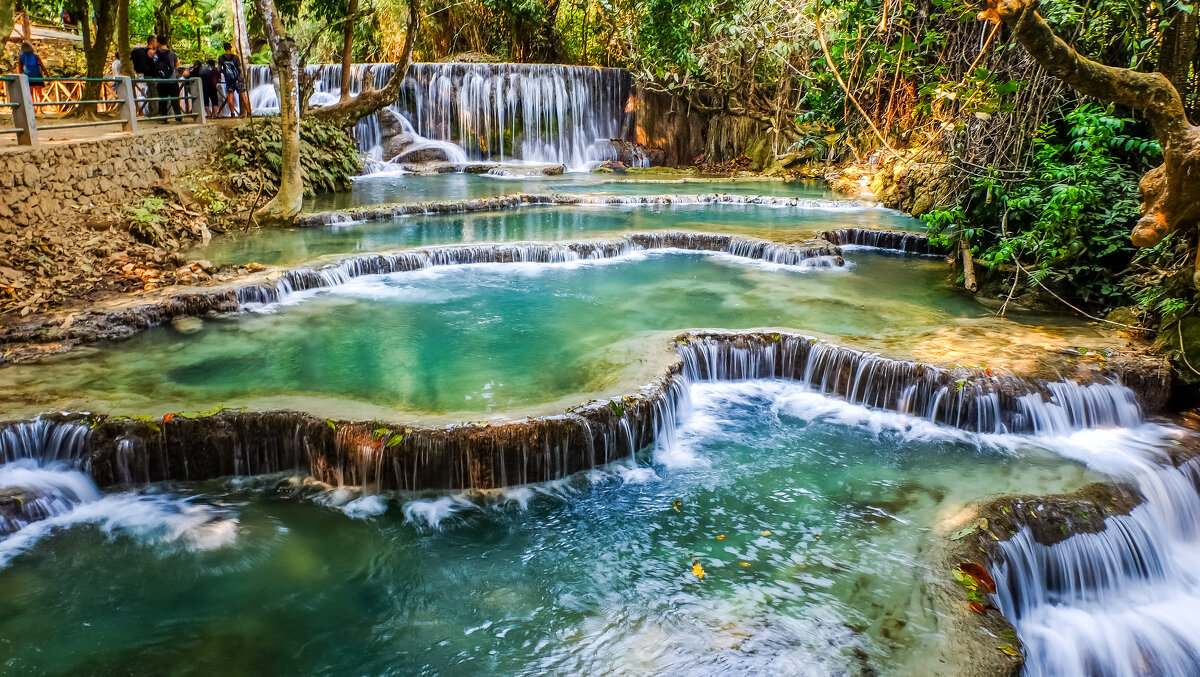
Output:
0,465,238,567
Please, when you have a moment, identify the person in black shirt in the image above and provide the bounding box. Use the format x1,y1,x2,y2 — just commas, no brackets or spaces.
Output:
155,36,182,122
218,42,251,118
200,59,222,118
130,35,158,115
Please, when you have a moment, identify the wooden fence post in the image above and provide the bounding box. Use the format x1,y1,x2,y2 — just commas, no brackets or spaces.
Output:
5,75,38,147
188,78,207,123
118,77,139,133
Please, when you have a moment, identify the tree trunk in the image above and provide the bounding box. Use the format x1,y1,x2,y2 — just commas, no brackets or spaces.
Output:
309,0,419,130
339,0,358,103
154,1,170,43
252,0,304,226
981,0,1200,252
1159,6,1197,100
0,0,14,48
76,0,117,117
117,0,133,77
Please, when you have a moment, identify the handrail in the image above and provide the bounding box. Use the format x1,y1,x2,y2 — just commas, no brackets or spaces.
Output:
31,99,119,107
31,77,123,83
1,74,209,146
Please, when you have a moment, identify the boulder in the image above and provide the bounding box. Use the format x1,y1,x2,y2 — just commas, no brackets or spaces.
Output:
393,145,457,164
377,109,420,162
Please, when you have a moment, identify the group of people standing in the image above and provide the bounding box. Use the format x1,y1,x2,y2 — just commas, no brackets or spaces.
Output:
125,36,252,121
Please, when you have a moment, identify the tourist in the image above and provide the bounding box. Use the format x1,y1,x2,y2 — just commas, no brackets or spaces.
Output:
155,36,183,122
218,42,251,118
200,59,222,119
16,42,45,105
110,57,123,99
131,35,159,115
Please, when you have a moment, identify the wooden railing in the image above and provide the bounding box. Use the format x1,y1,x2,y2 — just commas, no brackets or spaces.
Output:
0,75,206,146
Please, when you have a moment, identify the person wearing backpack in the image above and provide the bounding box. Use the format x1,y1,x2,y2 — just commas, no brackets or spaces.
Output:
218,42,251,118
17,42,46,104
155,36,183,122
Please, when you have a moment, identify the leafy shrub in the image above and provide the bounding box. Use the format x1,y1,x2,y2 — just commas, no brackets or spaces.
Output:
923,104,1161,309
217,119,363,196
126,197,169,246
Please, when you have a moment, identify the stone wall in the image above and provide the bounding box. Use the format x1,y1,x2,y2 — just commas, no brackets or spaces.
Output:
0,124,231,230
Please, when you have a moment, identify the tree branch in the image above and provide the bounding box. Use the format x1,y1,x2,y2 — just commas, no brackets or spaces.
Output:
308,0,420,129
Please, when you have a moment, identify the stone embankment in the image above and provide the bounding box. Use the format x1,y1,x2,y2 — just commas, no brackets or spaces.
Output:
0,124,232,229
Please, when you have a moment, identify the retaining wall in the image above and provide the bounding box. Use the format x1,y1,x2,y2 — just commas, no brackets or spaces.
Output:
0,123,231,229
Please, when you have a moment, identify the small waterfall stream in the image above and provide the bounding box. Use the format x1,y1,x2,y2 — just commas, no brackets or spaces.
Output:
248,63,634,171
0,420,98,536
991,454,1200,676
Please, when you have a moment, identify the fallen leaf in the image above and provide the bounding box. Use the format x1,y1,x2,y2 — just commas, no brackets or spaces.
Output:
968,601,986,614
958,561,997,594
672,500,682,512
162,413,174,423
761,531,771,536
691,560,705,580
716,535,726,540
998,645,1021,657
739,562,751,567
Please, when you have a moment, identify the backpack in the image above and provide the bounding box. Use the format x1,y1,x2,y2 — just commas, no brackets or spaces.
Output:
220,55,241,84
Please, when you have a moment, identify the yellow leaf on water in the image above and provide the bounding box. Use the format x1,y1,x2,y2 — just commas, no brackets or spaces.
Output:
672,500,682,512
740,562,751,567
691,560,705,579
761,531,772,536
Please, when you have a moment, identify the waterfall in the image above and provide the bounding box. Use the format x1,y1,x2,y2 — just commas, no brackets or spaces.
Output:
234,233,845,307
0,420,97,536
990,454,1200,676
674,334,1142,435
820,228,935,255
248,62,634,171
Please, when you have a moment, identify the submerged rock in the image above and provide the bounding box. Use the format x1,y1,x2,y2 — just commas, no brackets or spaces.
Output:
171,316,204,334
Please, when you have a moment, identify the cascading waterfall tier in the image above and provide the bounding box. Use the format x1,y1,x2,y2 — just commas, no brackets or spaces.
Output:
676,333,1142,435
0,332,1151,496
0,419,97,535
297,193,887,228
234,232,845,307
249,62,633,169
820,228,935,255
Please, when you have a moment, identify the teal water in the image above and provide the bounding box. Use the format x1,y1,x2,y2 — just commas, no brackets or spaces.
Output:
0,252,978,419
0,380,1109,676
198,203,924,268
303,173,832,212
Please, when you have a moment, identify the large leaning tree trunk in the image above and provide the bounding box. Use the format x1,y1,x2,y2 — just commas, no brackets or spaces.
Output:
979,0,1200,263
309,0,420,130
252,0,305,225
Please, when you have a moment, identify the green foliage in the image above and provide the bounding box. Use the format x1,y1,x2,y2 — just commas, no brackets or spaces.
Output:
125,197,168,246
217,119,363,196
923,104,1162,309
